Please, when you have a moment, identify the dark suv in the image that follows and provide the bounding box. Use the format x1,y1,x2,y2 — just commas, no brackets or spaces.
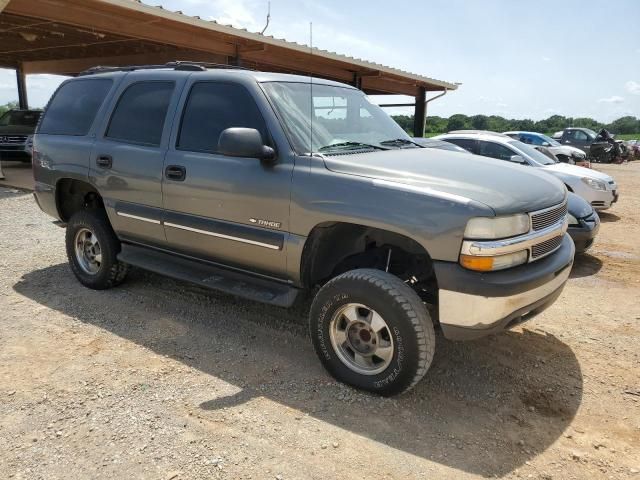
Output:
0,109,41,161
32,63,574,395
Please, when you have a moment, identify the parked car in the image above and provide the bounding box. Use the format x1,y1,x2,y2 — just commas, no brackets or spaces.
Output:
553,127,627,163
626,139,640,159
553,128,597,154
33,62,575,396
503,131,589,166
434,131,619,209
422,136,599,253
566,192,600,253
0,109,42,162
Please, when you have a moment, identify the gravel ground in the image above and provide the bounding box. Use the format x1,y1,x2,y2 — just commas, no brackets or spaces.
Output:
0,163,639,479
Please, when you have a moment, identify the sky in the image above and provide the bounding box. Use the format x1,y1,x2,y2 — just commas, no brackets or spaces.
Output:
1,0,639,122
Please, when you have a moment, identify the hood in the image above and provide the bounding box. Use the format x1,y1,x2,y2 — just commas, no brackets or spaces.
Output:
567,192,593,218
549,145,585,158
0,125,36,135
543,162,613,182
322,148,566,215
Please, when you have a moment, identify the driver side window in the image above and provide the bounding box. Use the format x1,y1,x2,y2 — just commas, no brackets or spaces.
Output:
177,82,268,154
477,141,516,161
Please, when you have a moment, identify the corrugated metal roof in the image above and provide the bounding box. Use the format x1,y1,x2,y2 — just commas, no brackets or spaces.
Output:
122,0,458,91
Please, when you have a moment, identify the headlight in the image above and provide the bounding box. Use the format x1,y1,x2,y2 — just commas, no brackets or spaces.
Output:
460,250,528,272
567,213,579,226
581,177,606,191
464,214,530,240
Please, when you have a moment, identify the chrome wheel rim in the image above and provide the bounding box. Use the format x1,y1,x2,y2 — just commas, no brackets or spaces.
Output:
74,228,102,275
329,303,394,375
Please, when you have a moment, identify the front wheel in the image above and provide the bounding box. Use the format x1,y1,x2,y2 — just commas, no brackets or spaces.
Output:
309,269,435,396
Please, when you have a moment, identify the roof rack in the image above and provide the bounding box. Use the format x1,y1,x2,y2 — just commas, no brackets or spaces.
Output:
78,60,251,76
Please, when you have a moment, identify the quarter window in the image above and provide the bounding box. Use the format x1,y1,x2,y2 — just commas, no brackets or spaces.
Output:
177,82,267,154
478,141,516,161
38,79,112,136
106,82,174,146
446,138,476,153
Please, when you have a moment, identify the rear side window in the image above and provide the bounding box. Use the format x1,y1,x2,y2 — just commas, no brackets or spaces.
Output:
177,82,267,154
38,79,112,135
478,141,516,161
446,138,476,153
106,81,174,146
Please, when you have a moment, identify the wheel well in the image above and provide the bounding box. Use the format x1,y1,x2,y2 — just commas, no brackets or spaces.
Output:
56,178,104,222
300,222,438,304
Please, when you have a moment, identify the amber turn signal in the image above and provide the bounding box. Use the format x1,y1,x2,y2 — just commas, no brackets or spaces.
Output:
459,254,494,272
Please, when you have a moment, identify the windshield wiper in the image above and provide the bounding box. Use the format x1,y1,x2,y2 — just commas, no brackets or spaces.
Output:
318,141,389,152
379,138,422,148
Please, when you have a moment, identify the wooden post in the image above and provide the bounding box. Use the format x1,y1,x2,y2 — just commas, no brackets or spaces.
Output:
413,86,426,137
16,64,28,109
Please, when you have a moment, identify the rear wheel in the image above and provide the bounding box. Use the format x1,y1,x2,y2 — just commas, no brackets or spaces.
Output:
309,268,435,396
65,210,129,289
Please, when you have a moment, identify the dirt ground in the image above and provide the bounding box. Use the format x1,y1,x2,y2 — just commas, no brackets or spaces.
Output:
1,163,639,480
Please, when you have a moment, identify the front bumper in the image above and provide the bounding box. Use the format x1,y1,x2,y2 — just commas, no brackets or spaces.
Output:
568,213,600,253
434,235,575,340
575,181,618,210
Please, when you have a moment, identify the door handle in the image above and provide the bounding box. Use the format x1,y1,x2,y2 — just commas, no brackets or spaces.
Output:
96,154,112,168
165,165,186,181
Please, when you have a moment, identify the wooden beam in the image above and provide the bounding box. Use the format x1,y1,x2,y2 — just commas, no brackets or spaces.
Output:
5,0,237,57
22,50,228,74
361,75,417,97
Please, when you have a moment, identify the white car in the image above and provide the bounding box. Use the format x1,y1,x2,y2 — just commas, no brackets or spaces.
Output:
435,131,619,210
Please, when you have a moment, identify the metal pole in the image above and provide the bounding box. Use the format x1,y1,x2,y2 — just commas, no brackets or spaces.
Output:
16,64,28,109
413,86,426,137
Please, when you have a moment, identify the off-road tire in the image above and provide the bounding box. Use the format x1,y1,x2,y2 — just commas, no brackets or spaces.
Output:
65,209,129,290
309,268,435,396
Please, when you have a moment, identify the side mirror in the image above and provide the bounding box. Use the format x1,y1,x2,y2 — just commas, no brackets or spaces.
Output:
542,141,550,147
510,155,527,164
218,128,275,163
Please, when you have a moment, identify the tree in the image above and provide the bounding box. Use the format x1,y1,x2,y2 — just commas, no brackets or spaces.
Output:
470,114,488,130
447,114,470,132
606,116,639,134
390,112,638,136
0,101,18,117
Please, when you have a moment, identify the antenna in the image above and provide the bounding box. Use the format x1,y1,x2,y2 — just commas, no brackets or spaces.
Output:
309,21,313,157
260,1,271,35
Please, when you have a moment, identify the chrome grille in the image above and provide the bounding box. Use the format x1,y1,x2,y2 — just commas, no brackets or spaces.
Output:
0,135,27,144
531,235,563,259
531,202,567,231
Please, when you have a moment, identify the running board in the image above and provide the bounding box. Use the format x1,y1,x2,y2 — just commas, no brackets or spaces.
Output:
117,244,299,307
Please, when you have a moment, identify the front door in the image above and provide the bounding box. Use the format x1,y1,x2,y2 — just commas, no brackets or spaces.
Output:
91,75,184,246
162,80,293,278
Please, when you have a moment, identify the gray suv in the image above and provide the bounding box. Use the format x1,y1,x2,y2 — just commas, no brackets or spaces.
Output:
33,62,574,396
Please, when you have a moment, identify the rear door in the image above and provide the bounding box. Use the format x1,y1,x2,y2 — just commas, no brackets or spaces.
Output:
90,73,185,246
161,80,293,278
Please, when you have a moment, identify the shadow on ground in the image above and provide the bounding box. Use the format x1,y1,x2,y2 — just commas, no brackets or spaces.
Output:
597,211,620,223
14,264,583,477
570,253,603,278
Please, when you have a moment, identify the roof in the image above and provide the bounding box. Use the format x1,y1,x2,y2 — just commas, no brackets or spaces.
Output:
0,0,458,96
79,64,361,88
435,132,514,142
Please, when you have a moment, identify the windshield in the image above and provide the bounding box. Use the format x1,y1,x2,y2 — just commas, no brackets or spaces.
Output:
538,133,561,146
262,82,412,154
0,110,41,127
508,140,557,165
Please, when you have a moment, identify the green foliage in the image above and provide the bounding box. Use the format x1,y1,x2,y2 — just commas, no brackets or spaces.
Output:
0,101,18,117
392,112,640,137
